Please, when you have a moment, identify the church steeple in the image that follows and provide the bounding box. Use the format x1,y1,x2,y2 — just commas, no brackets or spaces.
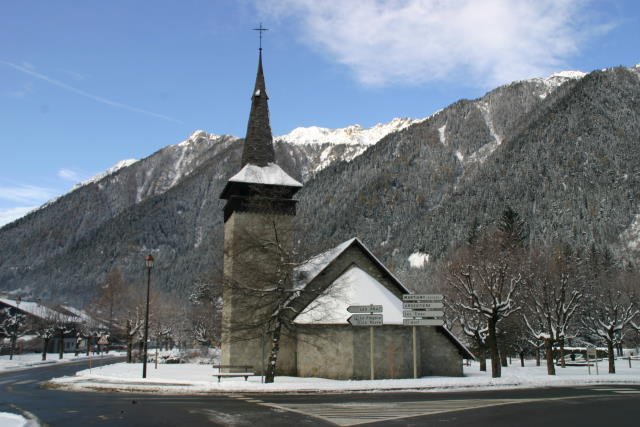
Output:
241,51,275,167
220,29,302,222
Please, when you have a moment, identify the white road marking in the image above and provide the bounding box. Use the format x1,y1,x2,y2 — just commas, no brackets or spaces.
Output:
12,380,36,385
247,398,538,426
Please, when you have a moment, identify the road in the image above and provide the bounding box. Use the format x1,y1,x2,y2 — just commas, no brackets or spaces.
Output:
2,360,640,426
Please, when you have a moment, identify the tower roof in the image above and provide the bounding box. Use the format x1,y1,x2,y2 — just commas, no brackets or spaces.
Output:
241,51,275,167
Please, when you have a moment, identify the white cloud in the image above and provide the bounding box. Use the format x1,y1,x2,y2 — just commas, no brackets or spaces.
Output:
258,0,611,87
0,206,36,227
8,82,34,98
0,184,55,204
58,168,84,182
0,61,183,124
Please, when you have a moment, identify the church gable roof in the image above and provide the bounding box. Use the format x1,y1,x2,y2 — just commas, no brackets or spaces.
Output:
293,237,408,294
290,238,475,358
294,265,404,325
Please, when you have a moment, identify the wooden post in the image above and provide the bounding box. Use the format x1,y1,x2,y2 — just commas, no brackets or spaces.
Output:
628,356,632,369
412,325,417,379
261,330,265,384
370,326,374,380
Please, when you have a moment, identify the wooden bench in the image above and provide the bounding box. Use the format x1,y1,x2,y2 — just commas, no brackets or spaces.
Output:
212,364,254,382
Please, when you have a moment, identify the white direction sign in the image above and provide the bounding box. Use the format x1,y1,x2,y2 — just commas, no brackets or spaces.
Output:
403,318,444,326
403,310,444,318
402,294,443,302
402,302,444,310
348,314,383,326
347,304,383,314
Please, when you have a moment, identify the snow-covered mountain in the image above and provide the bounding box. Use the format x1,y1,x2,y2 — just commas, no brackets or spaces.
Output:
2,66,639,305
527,70,587,99
276,117,421,146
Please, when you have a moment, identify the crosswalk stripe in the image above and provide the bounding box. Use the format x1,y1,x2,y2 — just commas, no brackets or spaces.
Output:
12,380,36,385
248,399,535,426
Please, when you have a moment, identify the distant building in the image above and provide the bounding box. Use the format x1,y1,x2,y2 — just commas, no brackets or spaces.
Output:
218,48,472,379
0,297,96,354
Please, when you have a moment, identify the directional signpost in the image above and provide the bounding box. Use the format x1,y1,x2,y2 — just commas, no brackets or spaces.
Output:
347,314,383,326
403,310,444,318
347,304,383,380
402,294,444,378
402,302,444,310
347,304,383,314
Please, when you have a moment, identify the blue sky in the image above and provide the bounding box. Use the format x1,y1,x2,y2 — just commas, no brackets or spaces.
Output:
1,0,639,225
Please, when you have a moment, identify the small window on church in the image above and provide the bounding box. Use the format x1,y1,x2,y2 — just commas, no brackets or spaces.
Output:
254,89,261,96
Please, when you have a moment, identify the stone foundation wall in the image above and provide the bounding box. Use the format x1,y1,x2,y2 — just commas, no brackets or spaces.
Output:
296,324,463,379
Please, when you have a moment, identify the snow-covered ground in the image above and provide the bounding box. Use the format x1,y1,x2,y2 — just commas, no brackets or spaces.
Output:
48,358,640,394
0,412,34,427
0,352,123,373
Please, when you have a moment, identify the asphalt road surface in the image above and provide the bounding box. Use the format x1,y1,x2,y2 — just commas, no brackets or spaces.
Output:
2,360,640,426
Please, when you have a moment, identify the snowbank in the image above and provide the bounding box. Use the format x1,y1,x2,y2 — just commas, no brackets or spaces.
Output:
0,352,124,373
48,359,640,395
0,412,36,427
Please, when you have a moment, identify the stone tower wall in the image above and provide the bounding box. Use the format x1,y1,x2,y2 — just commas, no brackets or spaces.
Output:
221,210,297,374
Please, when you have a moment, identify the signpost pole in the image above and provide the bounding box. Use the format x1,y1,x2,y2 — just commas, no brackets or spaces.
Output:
346,304,382,381
412,325,417,379
587,353,591,375
370,326,375,380
261,330,265,384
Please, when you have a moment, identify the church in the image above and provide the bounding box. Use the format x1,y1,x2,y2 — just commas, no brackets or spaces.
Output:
218,46,472,380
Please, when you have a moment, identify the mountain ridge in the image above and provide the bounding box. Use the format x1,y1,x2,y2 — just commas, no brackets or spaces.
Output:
1,66,637,305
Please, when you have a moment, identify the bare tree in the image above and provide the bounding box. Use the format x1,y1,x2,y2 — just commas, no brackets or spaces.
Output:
522,246,583,375
222,204,344,383
442,286,487,371
189,278,222,349
223,215,299,383
0,305,26,360
445,233,523,378
119,286,150,363
458,309,489,372
94,267,128,336
30,303,58,361
581,269,638,373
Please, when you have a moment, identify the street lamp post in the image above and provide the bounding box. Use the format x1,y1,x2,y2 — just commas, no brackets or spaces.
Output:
142,254,154,379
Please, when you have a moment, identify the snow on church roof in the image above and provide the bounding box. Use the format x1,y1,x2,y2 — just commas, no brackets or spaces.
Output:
294,238,357,290
294,265,404,325
294,238,409,293
229,162,302,188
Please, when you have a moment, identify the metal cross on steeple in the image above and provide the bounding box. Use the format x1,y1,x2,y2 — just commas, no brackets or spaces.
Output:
253,23,268,51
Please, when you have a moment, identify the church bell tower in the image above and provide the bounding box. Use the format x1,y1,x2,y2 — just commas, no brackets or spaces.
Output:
219,46,302,371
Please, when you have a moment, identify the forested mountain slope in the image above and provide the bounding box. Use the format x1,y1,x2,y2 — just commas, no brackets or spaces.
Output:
298,67,640,285
1,66,637,304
